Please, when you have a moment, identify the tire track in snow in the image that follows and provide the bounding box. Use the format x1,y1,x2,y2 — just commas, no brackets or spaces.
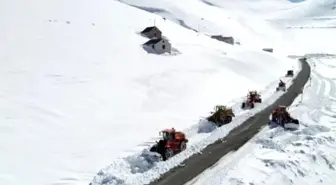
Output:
243,57,336,185
301,57,336,120
293,56,336,124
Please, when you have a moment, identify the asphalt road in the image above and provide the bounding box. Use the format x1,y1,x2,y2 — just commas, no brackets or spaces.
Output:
148,58,311,185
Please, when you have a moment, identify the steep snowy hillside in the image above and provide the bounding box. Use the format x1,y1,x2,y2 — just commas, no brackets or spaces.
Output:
0,0,294,185
118,0,336,55
118,0,290,51
195,0,336,54
188,56,336,185
270,0,336,54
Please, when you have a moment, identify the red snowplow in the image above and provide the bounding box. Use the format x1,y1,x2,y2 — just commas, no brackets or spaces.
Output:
149,128,188,161
268,105,299,130
241,90,262,109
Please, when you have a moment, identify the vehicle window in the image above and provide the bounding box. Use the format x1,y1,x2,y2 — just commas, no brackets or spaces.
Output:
163,132,173,140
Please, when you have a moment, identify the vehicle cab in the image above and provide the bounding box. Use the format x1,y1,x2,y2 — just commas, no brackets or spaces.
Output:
160,128,176,141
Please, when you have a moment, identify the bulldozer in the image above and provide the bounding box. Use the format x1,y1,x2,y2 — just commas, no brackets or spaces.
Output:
206,105,235,127
286,70,294,77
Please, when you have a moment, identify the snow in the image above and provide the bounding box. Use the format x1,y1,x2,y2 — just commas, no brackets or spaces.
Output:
90,69,300,185
1,0,335,185
184,1,336,185
119,0,291,51
0,0,296,185
188,56,336,185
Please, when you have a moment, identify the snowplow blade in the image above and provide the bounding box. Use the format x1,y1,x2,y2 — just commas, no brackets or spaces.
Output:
148,143,165,160
149,144,158,153
276,86,286,91
268,120,279,129
284,123,299,130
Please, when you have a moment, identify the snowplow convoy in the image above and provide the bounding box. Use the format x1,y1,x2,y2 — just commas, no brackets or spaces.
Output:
149,67,301,160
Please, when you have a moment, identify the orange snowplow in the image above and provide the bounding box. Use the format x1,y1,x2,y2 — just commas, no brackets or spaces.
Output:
149,128,188,161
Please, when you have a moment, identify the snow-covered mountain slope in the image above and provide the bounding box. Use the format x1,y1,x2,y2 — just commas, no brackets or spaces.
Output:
195,0,336,54
270,0,336,54
282,27,336,54
0,0,296,185
118,0,292,51
188,56,336,185
118,0,336,55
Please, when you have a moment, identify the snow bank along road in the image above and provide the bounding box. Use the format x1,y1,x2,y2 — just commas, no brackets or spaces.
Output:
149,58,311,185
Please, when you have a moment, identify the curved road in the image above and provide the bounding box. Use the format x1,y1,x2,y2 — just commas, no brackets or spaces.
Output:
148,58,311,185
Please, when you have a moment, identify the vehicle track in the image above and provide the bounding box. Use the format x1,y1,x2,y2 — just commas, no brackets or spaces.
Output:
147,58,311,185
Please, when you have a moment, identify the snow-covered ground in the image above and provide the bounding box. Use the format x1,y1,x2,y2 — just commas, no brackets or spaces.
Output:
89,70,300,185
119,0,294,52
0,0,297,185
182,1,336,185
1,0,335,185
188,56,336,185
91,0,336,185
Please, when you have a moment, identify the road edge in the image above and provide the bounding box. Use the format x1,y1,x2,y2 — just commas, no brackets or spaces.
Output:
148,58,311,185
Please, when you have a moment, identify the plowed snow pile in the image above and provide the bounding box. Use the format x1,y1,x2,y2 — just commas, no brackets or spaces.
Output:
89,65,299,185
